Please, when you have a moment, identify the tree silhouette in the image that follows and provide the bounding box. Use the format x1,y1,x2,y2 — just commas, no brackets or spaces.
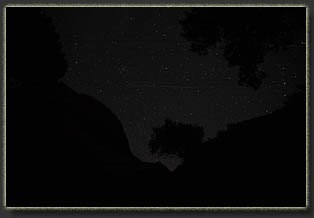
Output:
179,8,305,90
7,8,67,87
148,118,204,159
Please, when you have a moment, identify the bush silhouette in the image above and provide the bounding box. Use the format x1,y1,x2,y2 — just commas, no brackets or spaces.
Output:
148,118,204,160
179,8,305,90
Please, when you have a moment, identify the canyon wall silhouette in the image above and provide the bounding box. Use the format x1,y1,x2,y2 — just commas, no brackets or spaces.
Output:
171,88,306,206
6,8,170,207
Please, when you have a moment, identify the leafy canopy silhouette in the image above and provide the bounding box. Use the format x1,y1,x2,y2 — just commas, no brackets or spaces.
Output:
148,118,204,159
179,8,305,90
7,8,67,87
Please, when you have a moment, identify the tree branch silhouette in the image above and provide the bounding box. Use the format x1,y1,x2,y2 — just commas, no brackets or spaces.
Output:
148,118,204,160
179,8,305,90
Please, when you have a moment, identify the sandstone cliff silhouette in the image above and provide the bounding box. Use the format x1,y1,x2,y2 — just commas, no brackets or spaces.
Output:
6,8,170,207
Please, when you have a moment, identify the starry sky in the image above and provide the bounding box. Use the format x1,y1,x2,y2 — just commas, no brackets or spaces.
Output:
44,7,305,169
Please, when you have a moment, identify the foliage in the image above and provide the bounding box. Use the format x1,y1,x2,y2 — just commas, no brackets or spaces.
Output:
179,8,305,90
148,118,204,159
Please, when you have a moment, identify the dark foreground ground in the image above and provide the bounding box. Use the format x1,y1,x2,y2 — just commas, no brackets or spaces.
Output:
6,80,305,207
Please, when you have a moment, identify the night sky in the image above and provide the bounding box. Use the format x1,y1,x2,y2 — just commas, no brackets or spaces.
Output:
44,7,305,170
